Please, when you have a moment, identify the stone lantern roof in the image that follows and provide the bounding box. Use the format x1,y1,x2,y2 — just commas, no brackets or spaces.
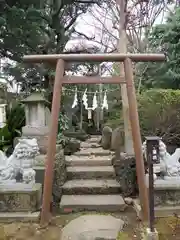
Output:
21,92,48,104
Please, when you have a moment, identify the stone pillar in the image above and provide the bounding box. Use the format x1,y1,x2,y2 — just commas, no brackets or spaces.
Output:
21,92,49,154
0,104,7,128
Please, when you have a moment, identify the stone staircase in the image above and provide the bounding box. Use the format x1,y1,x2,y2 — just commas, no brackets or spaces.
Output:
59,136,126,212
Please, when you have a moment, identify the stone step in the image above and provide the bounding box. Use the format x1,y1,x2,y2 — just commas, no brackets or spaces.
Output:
80,142,100,148
0,212,40,223
62,179,121,194
65,155,112,167
86,136,101,143
59,194,126,213
74,148,111,157
67,166,115,179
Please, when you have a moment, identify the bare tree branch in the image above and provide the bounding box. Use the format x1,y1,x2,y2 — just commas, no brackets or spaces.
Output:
75,30,95,40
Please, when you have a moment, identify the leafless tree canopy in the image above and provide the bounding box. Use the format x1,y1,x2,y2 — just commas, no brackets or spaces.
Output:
73,0,175,54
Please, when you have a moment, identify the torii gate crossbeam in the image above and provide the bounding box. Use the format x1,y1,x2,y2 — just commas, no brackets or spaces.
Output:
23,53,166,225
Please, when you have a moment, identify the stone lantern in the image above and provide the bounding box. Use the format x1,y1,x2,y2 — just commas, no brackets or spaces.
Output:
21,92,51,154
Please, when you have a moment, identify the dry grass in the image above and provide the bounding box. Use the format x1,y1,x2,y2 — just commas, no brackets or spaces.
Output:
0,221,61,240
155,216,180,239
0,210,139,240
0,213,179,239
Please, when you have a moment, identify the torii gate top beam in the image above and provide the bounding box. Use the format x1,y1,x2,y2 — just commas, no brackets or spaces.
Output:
23,53,166,63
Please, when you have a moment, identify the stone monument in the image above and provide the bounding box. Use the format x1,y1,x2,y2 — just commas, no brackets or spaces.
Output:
0,138,42,221
21,92,50,154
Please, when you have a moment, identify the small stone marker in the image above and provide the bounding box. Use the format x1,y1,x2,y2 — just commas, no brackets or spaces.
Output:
61,214,124,240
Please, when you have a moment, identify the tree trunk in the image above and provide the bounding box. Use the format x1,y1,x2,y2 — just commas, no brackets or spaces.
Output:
117,0,134,155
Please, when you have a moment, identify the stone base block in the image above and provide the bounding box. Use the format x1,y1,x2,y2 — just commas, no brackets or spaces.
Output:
0,212,40,222
154,206,180,217
133,178,180,219
153,179,180,207
22,125,49,136
34,166,45,186
0,183,42,212
133,199,180,219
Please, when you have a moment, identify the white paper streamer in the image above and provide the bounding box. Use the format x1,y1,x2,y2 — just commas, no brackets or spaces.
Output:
87,108,92,119
102,90,108,110
82,88,88,109
72,87,78,108
92,91,98,110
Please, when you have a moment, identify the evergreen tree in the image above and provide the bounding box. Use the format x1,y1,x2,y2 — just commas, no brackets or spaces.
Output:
137,7,180,90
0,0,99,92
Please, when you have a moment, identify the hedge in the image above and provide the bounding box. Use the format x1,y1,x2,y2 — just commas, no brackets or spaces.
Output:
138,89,180,145
106,89,180,145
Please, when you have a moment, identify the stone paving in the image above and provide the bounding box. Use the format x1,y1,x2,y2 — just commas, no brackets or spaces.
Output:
61,214,125,240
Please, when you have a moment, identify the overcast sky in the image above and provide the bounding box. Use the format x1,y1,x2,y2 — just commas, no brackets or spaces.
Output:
66,2,174,50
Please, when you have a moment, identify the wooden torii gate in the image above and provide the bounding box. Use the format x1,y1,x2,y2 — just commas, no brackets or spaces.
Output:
23,53,166,225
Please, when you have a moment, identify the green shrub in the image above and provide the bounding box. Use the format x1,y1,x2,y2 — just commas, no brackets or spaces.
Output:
138,89,180,145
0,103,25,151
106,89,180,145
104,107,123,129
57,112,69,145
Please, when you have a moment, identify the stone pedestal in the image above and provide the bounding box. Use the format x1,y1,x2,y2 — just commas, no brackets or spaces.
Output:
0,183,42,212
154,179,180,207
0,183,42,222
22,125,49,136
134,178,180,219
